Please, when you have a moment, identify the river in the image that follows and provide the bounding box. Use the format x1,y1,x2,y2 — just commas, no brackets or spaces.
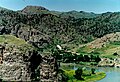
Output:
61,63,120,82
97,67,120,82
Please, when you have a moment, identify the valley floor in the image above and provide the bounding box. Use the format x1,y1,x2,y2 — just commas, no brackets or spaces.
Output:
64,69,106,82
60,63,106,82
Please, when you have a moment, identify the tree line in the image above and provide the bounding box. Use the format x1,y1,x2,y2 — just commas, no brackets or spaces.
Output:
53,50,101,63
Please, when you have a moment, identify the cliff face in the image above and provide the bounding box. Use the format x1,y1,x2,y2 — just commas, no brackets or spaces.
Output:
40,55,58,82
0,46,59,81
0,35,38,81
0,45,31,81
0,35,59,81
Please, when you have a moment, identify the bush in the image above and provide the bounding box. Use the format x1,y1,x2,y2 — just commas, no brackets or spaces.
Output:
58,69,69,81
74,68,84,80
91,68,95,74
113,52,118,56
95,55,101,63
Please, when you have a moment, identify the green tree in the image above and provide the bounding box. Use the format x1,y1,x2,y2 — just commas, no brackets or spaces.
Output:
84,55,90,62
74,68,84,80
95,55,101,63
91,68,95,74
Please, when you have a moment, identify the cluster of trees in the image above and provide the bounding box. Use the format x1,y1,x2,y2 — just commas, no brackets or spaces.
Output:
74,68,96,80
72,12,120,38
53,50,101,63
58,67,96,81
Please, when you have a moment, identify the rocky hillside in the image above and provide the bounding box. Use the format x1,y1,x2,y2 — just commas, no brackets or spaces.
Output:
79,32,120,48
0,7,85,51
21,6,49,14
59,10,99,19
20,6,99,18
0,35,59,81
0,5,120,81
0,35,37,81
0,6,120,52
76,32,120,58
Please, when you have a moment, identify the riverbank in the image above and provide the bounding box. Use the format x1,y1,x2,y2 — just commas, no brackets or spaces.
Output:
60,63,106,82
64,70,106,82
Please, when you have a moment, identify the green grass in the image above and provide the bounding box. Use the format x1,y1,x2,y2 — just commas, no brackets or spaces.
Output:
0,34,35,53
64,70,106,82
79,62,98,66
76,41,120,58
0,35,27,45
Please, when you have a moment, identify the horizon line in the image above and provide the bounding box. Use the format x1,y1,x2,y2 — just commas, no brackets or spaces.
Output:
0,5,120,14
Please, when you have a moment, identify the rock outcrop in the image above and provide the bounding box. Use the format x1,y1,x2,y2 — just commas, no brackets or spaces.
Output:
40,54,58,82
21,5,49,14
0,35,59,81
98,58,120,68
98,58,114,67
0,35,38,81
0,44,31,81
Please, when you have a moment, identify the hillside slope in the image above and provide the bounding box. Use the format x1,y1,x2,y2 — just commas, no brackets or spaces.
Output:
20,6,99,18
76,32,120,58
59,10,99,18
0,6,91,51
0,6,120,52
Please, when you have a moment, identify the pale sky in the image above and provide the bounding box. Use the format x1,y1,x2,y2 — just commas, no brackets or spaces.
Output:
0,0,120,13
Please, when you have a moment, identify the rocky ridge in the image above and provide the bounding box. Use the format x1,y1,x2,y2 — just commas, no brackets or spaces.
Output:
21,5,49,14
0,35,35,81
0,35,59,81
1,6,120,51
79,32,120,49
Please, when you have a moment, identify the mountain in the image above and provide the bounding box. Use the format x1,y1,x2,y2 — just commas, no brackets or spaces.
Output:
0,5,120,81
0,7,83,51
19,6,99,18
0,6,120,52
59,10,99,19
72,12,120,38
21,5,49,14
0,6,8,11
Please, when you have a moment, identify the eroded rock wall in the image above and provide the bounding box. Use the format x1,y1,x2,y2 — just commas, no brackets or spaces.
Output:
0,44,59,81
40,55,58,82
0,44,32,81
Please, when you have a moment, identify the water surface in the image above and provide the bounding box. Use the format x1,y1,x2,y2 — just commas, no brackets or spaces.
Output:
61,64,120,82
97,67,120,82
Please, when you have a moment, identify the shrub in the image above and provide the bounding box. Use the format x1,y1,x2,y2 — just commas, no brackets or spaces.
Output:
58,69,69,81
74,68,84,80
91,68,95,74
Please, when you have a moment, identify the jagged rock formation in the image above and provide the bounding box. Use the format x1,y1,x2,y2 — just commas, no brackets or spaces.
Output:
0,44,31,81
40,54,58,82
0,6,120,51
0,35,38,81
0,35,59,81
